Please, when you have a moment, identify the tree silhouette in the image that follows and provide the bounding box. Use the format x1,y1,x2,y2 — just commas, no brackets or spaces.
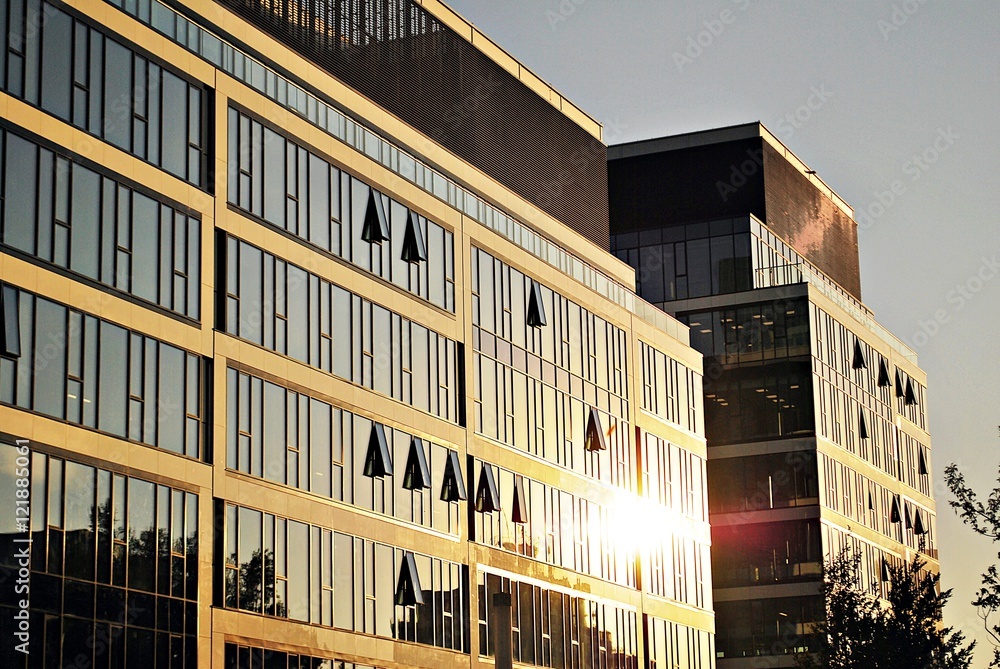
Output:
946,453,1000,668
796,547,973,669
230,548,286,617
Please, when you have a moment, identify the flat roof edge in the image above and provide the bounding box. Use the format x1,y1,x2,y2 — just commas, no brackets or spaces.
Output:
418,0,603,141
608,121,854,219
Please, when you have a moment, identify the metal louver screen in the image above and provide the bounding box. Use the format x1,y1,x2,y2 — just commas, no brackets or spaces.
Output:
217,0,610,246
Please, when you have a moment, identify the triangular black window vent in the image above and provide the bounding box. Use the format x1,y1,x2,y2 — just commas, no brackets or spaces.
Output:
526,281,547,328
402,437,431,490
867,486,875,511
881,559,891,582
441,451,467,502
878,359,891,387
895,370,905,398
890,495,901,523
904,378,917,406
361,189,390,243
0,286,21,359
584,406,607,452
475,463,500,513
858,409,869,440
511,477,528,524
918,449,928,476
852,340,867,369
401,211,427,263
363,423,393,478
395,552,425,606
913,510,927,535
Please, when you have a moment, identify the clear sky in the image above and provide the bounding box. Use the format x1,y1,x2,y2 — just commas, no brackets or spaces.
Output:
444,0,1000,663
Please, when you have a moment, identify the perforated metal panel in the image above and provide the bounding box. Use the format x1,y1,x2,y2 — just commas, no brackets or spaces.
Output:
219,0,609,246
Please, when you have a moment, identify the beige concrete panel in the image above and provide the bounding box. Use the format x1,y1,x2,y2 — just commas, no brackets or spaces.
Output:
212,608,470,669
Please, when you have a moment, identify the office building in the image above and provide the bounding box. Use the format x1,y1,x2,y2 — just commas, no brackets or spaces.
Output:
0,0,716,667
608,123,938,668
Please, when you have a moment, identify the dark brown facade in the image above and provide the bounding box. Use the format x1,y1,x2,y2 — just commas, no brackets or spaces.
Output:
608,124,861,300
217,0,611,247
760,142,861,299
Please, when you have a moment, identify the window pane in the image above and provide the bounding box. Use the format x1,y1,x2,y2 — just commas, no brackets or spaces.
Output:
32,298,67,418
238,507,263,613
159,71,188,179
103,41,133,150
157,345,185,454
131,193,159,302
310,398,331,497
40,9,72,120
127,479,156,592
286,265,308,360
262,127,285,226
3,134,37,252
286,520,309,621
64,461,96,580
263,381,286,484
69,165,101,278
98,321,128,436
238,241,263,344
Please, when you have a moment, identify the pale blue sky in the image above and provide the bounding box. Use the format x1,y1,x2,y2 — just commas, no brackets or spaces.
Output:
445,0,1000,663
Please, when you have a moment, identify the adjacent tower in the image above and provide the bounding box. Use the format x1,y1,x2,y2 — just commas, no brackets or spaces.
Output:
608,122,937,668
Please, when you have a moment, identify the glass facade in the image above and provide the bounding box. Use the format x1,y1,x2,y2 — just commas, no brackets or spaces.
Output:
224,643,382,669
477,571,639,668
708,451,818,515
0,0,210,187
0,441,199,668
610,133,937,666
0,285,206,458
640,342,704,435
221,502,468,652
646,617,715,669
819,452,936,558
0,125,202,320
222,235,461,423
472,458,637,587
611,218,753,303
471,247,635,489
714,596,821,660
104,0,644,314
228,107,455,312
679,300,814,446
711,520,822,588
226,368,463,535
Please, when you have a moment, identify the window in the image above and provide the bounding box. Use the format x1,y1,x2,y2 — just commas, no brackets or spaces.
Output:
226,368,463,535
223,235,460,423
0,1,210,187
0,443,199,668
0,285,19,358
221,503,467,652
0,286,204,458
227,109,454,311
0,127,201,319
